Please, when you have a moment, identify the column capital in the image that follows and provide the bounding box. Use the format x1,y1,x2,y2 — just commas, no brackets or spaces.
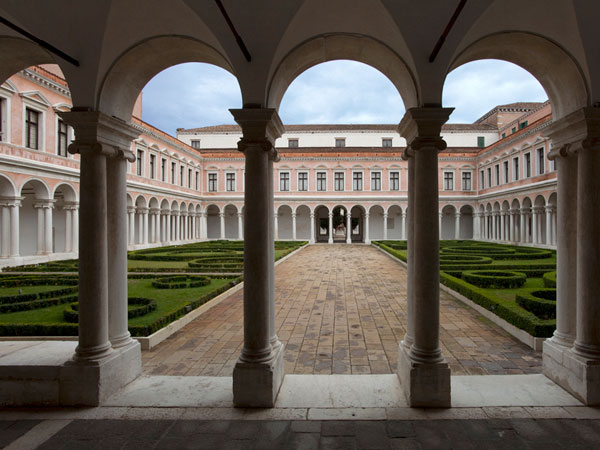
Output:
230,108,284,162
58,110,140,161
545,107,600,158
545,205,556,213
509,208,519,215
533,205,545,213
309,212,315,218
137,207,149,214
291,212,297,218
127,206,136,213
34,199,55,209
383,212,388,218
398,107,454,151
150,207,161,215
454,212,461,218
0,196,23,207
520,207,531,214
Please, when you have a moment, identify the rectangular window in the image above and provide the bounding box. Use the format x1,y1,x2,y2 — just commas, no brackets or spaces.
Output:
370,171,381,191
501,132,506,139
0,98,4,141
503,160,509,184
335,138,345,147
288,139,298,148
136,150,144,176
352,172,363,191
552,158,557,172
191,139,200,149
520,120,528,129
390,171,400,190
537,147,545,174
195,171,199,190
161,159,167,182
480,170,485,188
188,168,192,188
208,173,217,192
57,119,68,157
171,162,176,184
382,138,392,147
279,172,290,191
226,172,236,191
525,153,531,178
511,127,517,134
495,164,500,186
149,154,156,179
462,172,471,191
487,167,492,188
180,166,184,186
477,136,485,148
513,157,520,181
316,172,327,191
298,172,308,191
444,172,454,191
334,172,344,191
25,108,39,149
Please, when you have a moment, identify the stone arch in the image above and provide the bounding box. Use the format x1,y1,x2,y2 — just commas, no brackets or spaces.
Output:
52,183,77,253
0,173,16,198
387,205,403,240
314,205,330,243
19,179,51,256
0,37,55,86
295,205,311,241
223,204,239,240
205,204,221,239
368,205,385,241
448,32,589,119
266,34,417,110
440,204,458,240
98,35,236,121
350,205,366,243
276,204,293,240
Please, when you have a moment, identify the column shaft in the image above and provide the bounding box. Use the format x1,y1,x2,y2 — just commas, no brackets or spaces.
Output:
364,213,370,244
454,213,460,239
310,213,315,244
383,213,388,240
327,212,333,244
65,209,72,252
44,206,53,253
1,206,10,257
292,213,297,241
36,207,44,254
346,211,352,243
9,203,19,257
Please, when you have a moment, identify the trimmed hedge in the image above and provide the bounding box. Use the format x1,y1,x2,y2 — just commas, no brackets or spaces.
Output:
151,275,211,289
543,271,557,288
0,294,78,314
0,286,78,304
462,270,527,288
64,297,157,323
516,289,556,320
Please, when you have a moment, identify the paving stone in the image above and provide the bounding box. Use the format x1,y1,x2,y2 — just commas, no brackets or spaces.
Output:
320,435,357,450
321,420,357,436
291,421,322,433
355,421,390,449
284,432,320,450
0,420,41,448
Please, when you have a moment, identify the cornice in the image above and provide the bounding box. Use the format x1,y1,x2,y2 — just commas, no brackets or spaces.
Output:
20,69,71,98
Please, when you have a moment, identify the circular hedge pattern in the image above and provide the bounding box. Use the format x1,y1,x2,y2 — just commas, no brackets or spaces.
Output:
151,275,211,289
543,271,557,288
461,270,527,288
64,297,157,323
516,289,556,320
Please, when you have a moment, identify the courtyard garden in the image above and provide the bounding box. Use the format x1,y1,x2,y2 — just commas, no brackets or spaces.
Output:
0,240,306,337
373,240,557,338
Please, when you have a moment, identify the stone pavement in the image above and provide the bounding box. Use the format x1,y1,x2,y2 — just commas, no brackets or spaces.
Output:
4,417,600,449
142,244,541,377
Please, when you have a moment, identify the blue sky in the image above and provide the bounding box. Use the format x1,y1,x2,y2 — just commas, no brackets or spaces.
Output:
142,59,548,137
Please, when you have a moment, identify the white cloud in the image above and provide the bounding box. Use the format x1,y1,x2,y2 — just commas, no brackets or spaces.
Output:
141,59,548,136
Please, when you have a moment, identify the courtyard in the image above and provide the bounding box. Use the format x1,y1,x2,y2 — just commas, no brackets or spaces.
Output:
142,244,541,377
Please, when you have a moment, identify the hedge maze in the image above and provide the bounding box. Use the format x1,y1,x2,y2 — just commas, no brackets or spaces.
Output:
374,240,557,338
0,240,306,337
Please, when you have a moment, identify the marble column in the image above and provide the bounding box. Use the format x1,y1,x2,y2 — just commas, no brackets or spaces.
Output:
402,149,415,350
491,212,497,241
327,212,333,244
309,212,315,244
346,210,352,244
500,212,506,241
230,108,284,407
438,212,443,239
273,213,279,241
473,212,480,240
1,205,9,257
202,212,208,239
509,209,516,242
545,206,554,246
364,212,370,244
35,204,44,254
64,207,73,252
142,209,149,244
397,107,452,407
44,203,53,254
454,212,460,239
128,207,135,246
292,212,297,241
191,214,196,240
531,207,539,244
401,211,406,240
383,212,388,240
520,209,527,243
9,201,19,257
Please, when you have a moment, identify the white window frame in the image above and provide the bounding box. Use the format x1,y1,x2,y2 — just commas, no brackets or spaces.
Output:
195,170,200,190
207,171,218,192
480,169,485,188
179,165,184,187
334,171,345,191
279,171,290,192
537,147,545,175
56,117,70,157
352,171,363,191
494,164,500,186
513,157,520,181
443,171,454,191
297,171,308,191
23,102,45,151
225,171,236,192
335,138,346,148
190,139,201,149
149,153,157,179
0,90,13,143
370,170,382,191
188,167,192,188
382,138,393,148
503,160,509,184
316,171,327,192
461,170,472,191
161,158,167,182
525,152,532,178
136,149,144,176
171,161,177,185
288,138,299,148
389,171,400,191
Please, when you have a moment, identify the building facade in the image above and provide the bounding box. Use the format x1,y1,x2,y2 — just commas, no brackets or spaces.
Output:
0,66,556,269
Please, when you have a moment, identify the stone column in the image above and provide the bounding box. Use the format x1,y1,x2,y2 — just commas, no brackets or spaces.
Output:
438,212,443,239
9,200,20,257
309,212,315,244
383,212,388,240
44,203,53,254
397,107,452,407
149,211,155,243
201,212,208,239
127,207,135,246
500,212,506,241
473,212,480,240
402,149,415,350
1,205,9,257
542,107,600,406
520,209,527,243
327,212,333,244
509,209,516,242
35,204,44,254
142,208,149,244
401,211,406,240
71,205,78,253
191,214,196,240
57,110,142,405
230,107,285,407
273,213,279,241
531,207,539,244
238,212,243,240
64,207,73,252
545,206,554,246
491,212,497,241
454,212,460,240
292,212,297,241
364,212,370,244
346,210,352,244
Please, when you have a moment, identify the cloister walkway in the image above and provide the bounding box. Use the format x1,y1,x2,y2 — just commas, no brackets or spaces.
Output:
142,244,541,377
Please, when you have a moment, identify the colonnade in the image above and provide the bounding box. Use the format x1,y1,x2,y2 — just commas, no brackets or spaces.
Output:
475,205,557,245
127,207,207,245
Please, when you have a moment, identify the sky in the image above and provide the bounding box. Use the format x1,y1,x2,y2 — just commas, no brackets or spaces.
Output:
141,59,548,137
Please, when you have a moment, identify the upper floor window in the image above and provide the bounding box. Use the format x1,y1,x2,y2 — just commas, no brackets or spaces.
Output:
501,132,506,139
525,152,531,178
513,157,520,181
494,164,500,186
520,120,528,129
511,127,516,134
0,98,5,142
390,171,400,191
25,108,39,150
188,168,192,188
279,172,290,191
195,171,200,190
371,171,381,191
462,172,471,191
136,150,144,176
334,172,344,191
477,136,485,148
57,119,68,157
444,172,454,191
537,147,545,174
503,160,509,184
149,154,156,179
316,172,326,191
226,172,236,191
298,172,308,191
171,162,176,184
335,138,345,148
353,172,363,191
161,158,167,182
487,167,492,188
180,165,184,186
552,158,557,172
191,139,200,149
480,170,485,188
208,173,217,192
288,139,299,148
382,138,392,148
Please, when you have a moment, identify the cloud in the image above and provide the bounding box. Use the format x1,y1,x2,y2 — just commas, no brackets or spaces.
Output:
142,59,548,136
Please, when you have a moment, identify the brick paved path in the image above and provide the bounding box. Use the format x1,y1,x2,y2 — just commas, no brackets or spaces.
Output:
142,244,541,376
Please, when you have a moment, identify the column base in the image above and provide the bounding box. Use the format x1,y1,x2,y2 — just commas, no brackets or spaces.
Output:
60,340,141,406
543,339,600,405
233,343,284,407
397,344,451,407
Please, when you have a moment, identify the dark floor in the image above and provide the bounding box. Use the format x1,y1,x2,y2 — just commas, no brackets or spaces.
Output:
4,418,599,450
